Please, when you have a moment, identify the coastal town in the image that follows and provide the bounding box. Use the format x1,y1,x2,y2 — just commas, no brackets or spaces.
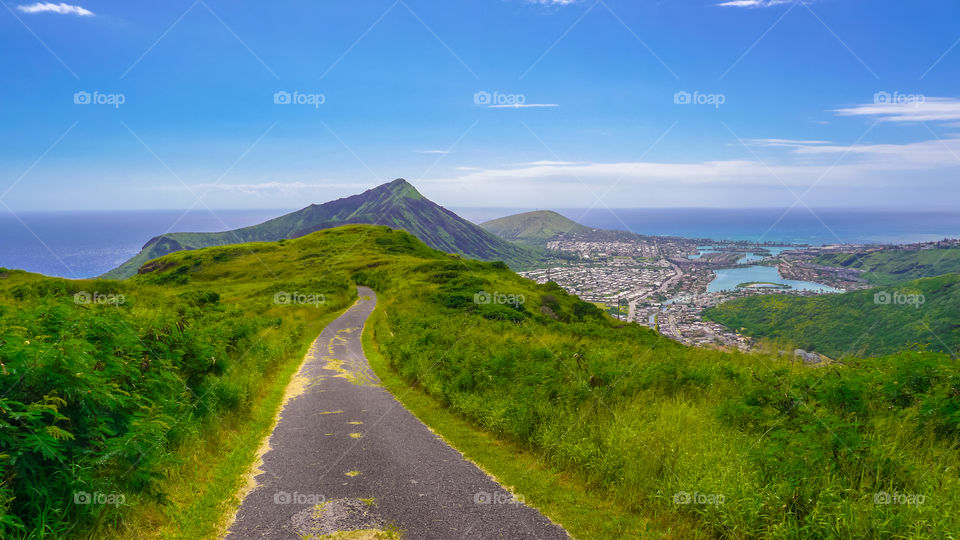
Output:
520,233,881,352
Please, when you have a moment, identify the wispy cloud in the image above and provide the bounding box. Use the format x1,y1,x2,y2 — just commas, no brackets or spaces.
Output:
415,149,450,155
16,2,93,16
444,159,812,186
526,0,582,5
789,137,960,168
426,136,960,199
488,103,559,109
834,97,960,123
157,182,373,196
718,0,799,7
747,138,832,147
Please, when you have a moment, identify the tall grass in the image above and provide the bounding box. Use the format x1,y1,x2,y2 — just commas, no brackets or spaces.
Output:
366,258,960,538
0,268,353,537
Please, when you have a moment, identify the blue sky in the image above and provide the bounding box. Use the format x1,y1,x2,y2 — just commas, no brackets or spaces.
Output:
1,0,960,211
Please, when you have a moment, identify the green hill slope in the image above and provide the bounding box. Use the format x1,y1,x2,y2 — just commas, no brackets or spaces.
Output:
816,247,960,285
103,179,541,279
480,210,590,247
704,273,960,357
6,226,960,537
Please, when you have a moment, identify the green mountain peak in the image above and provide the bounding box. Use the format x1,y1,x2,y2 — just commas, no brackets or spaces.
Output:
102,179,540,279
481,209,590,248
383,178,423,200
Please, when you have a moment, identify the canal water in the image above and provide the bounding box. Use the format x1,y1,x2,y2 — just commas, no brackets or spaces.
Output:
707,265,841,293
691,246,798,262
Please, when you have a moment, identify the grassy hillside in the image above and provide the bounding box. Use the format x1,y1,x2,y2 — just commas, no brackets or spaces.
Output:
103,179,541,279
703,273,960,358
481,210,590,247
5,226,960,537
132,227,960,537
816,247,960,285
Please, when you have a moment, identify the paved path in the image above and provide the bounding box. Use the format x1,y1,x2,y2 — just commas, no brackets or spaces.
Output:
227,287,567,539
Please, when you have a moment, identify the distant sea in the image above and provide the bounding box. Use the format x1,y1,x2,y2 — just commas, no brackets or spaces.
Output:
0,210,290,279
2,207,958,279
455,207,960,246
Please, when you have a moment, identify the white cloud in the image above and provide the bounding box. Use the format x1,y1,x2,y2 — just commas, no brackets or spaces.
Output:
415,149,450,155
443,159,812,185
488,103,559,109
790,136,960,168
834,97,960,123
16,2,93,16
747,138,832,147
415,134,960,206
526,0,581,5
158,182,374,196
718,0,800,7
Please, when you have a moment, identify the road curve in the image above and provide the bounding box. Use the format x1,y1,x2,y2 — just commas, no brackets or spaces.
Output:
227,286,568,539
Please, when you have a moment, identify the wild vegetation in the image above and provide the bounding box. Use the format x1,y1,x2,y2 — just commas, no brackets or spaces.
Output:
816,247,960,285
704,273,960,358
4,226,960,538
0,263,354,537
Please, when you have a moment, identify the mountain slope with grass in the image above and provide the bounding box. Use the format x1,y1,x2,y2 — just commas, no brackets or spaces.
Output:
6,226,960,538
103,179,541,279
703,273,960,357
480,210,591,248
816,247,960,285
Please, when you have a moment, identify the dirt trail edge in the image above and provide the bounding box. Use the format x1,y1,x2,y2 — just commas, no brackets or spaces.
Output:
227,287,568,539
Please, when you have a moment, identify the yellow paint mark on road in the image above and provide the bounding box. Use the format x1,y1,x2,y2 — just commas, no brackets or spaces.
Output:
349,432,363,439
323,355,379,387
307,529,398,539
347,421,363,425
345,470,361,477
320,410,344,415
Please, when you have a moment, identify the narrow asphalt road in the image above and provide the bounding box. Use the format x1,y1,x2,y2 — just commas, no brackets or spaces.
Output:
227,287,568,539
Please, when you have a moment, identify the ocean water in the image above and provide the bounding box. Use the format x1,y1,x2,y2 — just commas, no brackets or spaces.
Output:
0,210,290,279
2,207,958,279
455,207,960,245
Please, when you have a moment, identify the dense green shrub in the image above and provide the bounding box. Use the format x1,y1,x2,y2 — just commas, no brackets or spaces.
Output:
0,269,353,537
